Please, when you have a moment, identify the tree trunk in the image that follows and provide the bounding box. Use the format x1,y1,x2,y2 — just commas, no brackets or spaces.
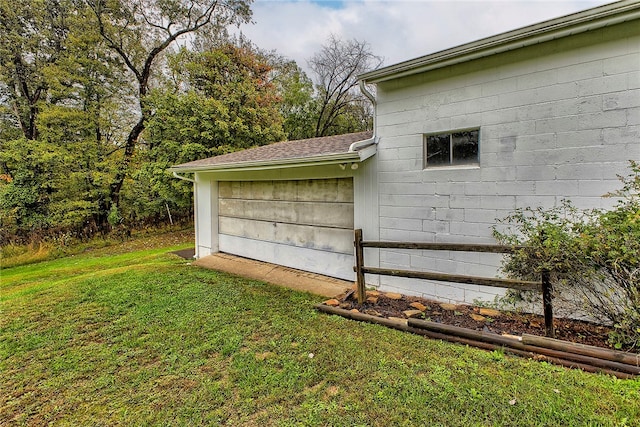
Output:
108,115,145,212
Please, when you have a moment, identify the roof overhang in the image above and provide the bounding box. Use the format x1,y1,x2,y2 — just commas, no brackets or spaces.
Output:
169,138,377,174
359,0,640,84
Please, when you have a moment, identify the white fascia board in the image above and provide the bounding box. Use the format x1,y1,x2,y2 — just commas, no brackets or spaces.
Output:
357,143,377,162
169,151,366,174
360,0,640,84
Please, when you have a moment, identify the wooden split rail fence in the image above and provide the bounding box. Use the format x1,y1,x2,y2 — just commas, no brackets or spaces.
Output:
353,228,556,338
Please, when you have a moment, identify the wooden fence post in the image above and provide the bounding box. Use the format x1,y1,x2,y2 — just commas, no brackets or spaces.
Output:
542,269,554,338
539,230,554,338
354,229,366,305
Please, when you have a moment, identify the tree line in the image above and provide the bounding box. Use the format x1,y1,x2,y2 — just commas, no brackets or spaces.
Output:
0,0,382,244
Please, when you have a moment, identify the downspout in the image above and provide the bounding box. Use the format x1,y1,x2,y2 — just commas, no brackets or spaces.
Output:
352,78,380,286
359,79,376,106
349,79,378,152
172,171,198,258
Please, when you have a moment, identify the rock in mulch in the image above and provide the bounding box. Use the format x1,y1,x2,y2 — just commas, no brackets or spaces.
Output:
366,296,379,304
320,289,618,351
409,302,429,312
479,308,502,317
403,309,424,319
470,313,487,322
385,292,403,300
324,299,340,307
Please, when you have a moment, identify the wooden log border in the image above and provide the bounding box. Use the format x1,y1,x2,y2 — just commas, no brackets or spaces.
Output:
314,304,638,379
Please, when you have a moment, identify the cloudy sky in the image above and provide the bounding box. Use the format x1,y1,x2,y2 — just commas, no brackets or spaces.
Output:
237,0,613,73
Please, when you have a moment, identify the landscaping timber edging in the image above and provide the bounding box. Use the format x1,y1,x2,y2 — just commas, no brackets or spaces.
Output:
314,303,639,380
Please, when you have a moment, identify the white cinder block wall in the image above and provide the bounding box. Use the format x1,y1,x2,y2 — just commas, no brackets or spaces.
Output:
372,20,640,305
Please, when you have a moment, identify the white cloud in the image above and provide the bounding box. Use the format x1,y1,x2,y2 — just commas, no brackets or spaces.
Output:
238,0,613,74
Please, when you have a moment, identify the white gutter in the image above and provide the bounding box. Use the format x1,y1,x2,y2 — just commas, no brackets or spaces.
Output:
360,0,640,84
169,151,362,173
172,171,195,183
349,135,376,152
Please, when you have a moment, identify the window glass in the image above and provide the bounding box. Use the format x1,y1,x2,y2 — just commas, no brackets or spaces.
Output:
452,130,478,165
424,129,479,167
426,134,450,165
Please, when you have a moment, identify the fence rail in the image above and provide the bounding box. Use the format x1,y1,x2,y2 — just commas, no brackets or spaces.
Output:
360,241,525,253
353,229,555,337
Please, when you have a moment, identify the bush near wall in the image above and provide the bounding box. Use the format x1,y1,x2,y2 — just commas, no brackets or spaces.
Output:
494,161,640,350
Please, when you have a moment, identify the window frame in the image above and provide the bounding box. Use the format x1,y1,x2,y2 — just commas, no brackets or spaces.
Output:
423,127,480,169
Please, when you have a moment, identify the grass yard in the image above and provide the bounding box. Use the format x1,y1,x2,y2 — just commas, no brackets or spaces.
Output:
1,233,639,426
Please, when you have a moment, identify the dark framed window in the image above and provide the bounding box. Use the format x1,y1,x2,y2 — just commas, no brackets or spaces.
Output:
424,129,479,167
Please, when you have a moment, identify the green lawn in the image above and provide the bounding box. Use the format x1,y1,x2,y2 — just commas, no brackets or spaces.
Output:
1,234,639,426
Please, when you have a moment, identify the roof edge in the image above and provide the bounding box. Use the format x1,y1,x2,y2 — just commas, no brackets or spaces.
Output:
360,0,640,84
168,151,364,173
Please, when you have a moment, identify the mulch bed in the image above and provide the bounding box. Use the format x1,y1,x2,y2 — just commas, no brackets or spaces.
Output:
329,289,616,350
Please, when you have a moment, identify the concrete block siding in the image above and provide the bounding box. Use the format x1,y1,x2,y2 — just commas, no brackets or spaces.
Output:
372,20,640,304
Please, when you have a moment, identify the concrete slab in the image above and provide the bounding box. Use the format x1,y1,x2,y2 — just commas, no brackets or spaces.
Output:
192,253,353,298
171,248,196,259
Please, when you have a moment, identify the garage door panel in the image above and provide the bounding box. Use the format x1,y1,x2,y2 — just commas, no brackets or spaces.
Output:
219,179,354,203
272,180,298,201
220,217,274,243
296,179,354,203
219,234,354,281
296,201,353,228
219,217,353,254
219,199,354,228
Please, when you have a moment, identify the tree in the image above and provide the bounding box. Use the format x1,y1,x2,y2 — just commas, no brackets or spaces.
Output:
268,58,315,140
85,0,252,215
0,0,130,241
0,0,73,140
307,34,382,137
151,40,285,152
129,40,285,226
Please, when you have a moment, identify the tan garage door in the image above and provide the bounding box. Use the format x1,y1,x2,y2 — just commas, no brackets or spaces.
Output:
217,178,354,280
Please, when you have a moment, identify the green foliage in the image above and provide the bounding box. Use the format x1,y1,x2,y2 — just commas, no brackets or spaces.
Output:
0,0,74,140
494,161,640,349
107,204,121,227
271,60,316,140
0,103,122,243
165,43,286,149
0,138,74,241
129,41,287,226
581,161,640,348
0,2,261,242
493,200,587,280
0,2,380,245
0,0,132,242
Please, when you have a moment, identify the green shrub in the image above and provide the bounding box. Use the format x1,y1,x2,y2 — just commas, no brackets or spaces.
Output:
494,161,640,350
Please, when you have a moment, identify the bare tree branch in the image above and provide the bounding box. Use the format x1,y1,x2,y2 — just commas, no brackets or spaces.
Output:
85,0,251,212
308,34,382,136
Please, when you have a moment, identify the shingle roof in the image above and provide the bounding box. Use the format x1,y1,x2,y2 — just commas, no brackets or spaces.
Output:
171,131,374,171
